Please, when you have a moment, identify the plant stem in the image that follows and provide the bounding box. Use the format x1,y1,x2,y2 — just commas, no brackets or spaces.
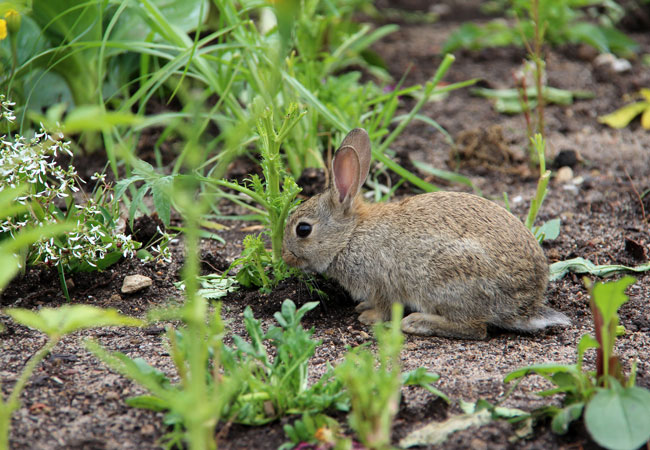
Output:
0,338,59,450
532,0,545,141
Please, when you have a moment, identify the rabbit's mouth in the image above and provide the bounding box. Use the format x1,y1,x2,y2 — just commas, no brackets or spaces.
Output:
282,249,306,269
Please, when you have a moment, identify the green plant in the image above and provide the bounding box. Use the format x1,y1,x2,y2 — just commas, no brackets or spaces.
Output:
89,299,348,445
280,412,344,450
599,88,650,129
0,305,142,450
336,304,448,449
443,0,638,57
0,96,167,298
520,133,560,243
206,102,303,290
505,277,650,450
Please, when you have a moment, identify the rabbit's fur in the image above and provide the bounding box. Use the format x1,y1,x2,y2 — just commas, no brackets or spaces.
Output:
283,128,570,339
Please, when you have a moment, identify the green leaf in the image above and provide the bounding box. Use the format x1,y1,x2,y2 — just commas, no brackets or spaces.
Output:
585,384,650,450
504,363,576,383
152,176,173,227
60,106,142,134
111,0,210,42
551,402,584,434
126,395,170,412
533,218,561,242
598,102,650,129
549,258,650,282
592,276,636,325
5,305,143,336
411,160,478,194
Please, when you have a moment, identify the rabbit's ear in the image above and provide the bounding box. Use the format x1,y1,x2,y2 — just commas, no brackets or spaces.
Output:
340,128,371,184
332,145,361,209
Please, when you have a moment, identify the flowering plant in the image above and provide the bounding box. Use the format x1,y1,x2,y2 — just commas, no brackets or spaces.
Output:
0,95,170,277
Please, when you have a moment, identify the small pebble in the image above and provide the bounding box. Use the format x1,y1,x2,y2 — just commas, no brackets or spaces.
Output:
121,274,152,294
555,166,574,184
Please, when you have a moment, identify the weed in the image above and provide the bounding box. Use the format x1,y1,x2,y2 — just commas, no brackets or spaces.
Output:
0,96,167,298
209,102,304,289
505,277,650,449
443,0,638,57
89,299,348,447
0,306,142,450
336,304,448,449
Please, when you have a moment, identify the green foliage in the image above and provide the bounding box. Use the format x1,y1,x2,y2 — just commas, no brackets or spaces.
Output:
114,159,175,228
211,102,304,290
0,305,142,450
549,258,650,282
281,413,343,449
336,304,404,450
5,305,143,336
443,0,638,56
90,299,348,447
472,86,594,114
0,97,166,292
523,134,560,243
598,88,650,129
505,277,650,449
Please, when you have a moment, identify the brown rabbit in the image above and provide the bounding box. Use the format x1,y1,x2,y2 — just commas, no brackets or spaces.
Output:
282,128,570,339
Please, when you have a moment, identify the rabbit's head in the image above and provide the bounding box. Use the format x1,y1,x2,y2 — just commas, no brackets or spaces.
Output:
282,128,371,273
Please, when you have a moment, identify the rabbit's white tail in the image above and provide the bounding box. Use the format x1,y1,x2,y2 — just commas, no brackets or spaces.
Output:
507,306,571,332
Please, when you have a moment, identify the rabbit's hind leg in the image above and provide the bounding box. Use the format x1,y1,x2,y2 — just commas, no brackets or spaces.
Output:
401,313,487,339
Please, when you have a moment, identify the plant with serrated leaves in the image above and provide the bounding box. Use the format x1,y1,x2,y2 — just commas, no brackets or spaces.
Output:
209,101,303,290
505,277,650,450
0,306,143,450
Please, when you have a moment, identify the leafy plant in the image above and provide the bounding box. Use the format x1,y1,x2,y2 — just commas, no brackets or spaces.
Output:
549,257,650,282
281,412,347,449
89,299,348,445
598,88,650,129
471,86,594,114
504,277,650,450
443,0,638,57
0,306,142,450
0,96,168,299
207,102,304,290
521,133,560,243
336,304,448,450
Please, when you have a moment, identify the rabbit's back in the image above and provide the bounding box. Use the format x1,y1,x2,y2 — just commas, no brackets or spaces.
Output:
327,191,549,326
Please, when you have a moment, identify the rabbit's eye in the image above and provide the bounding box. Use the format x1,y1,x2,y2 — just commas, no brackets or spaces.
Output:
296,222,312,238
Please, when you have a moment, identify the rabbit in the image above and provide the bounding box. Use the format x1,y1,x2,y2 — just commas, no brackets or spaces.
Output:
282,128,570,339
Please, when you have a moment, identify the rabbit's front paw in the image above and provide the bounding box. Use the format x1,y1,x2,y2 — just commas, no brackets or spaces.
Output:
358,309,383,325
355,300,374,313
401,313,487,340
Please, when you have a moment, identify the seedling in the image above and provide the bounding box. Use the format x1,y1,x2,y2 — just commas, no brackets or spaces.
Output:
442,0,638,57
504,277,650,449
209,102,304,289
0,306,142,450
336,304,448,450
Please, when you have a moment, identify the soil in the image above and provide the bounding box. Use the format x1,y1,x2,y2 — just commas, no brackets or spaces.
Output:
2,1,650,449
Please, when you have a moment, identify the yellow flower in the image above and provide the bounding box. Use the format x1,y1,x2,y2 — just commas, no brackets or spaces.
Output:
4,9,20,35
0,19,6,40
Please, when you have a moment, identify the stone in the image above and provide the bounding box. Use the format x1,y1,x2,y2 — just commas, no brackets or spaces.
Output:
121,274,152,294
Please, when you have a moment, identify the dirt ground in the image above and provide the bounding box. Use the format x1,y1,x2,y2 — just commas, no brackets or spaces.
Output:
2,1,650,449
